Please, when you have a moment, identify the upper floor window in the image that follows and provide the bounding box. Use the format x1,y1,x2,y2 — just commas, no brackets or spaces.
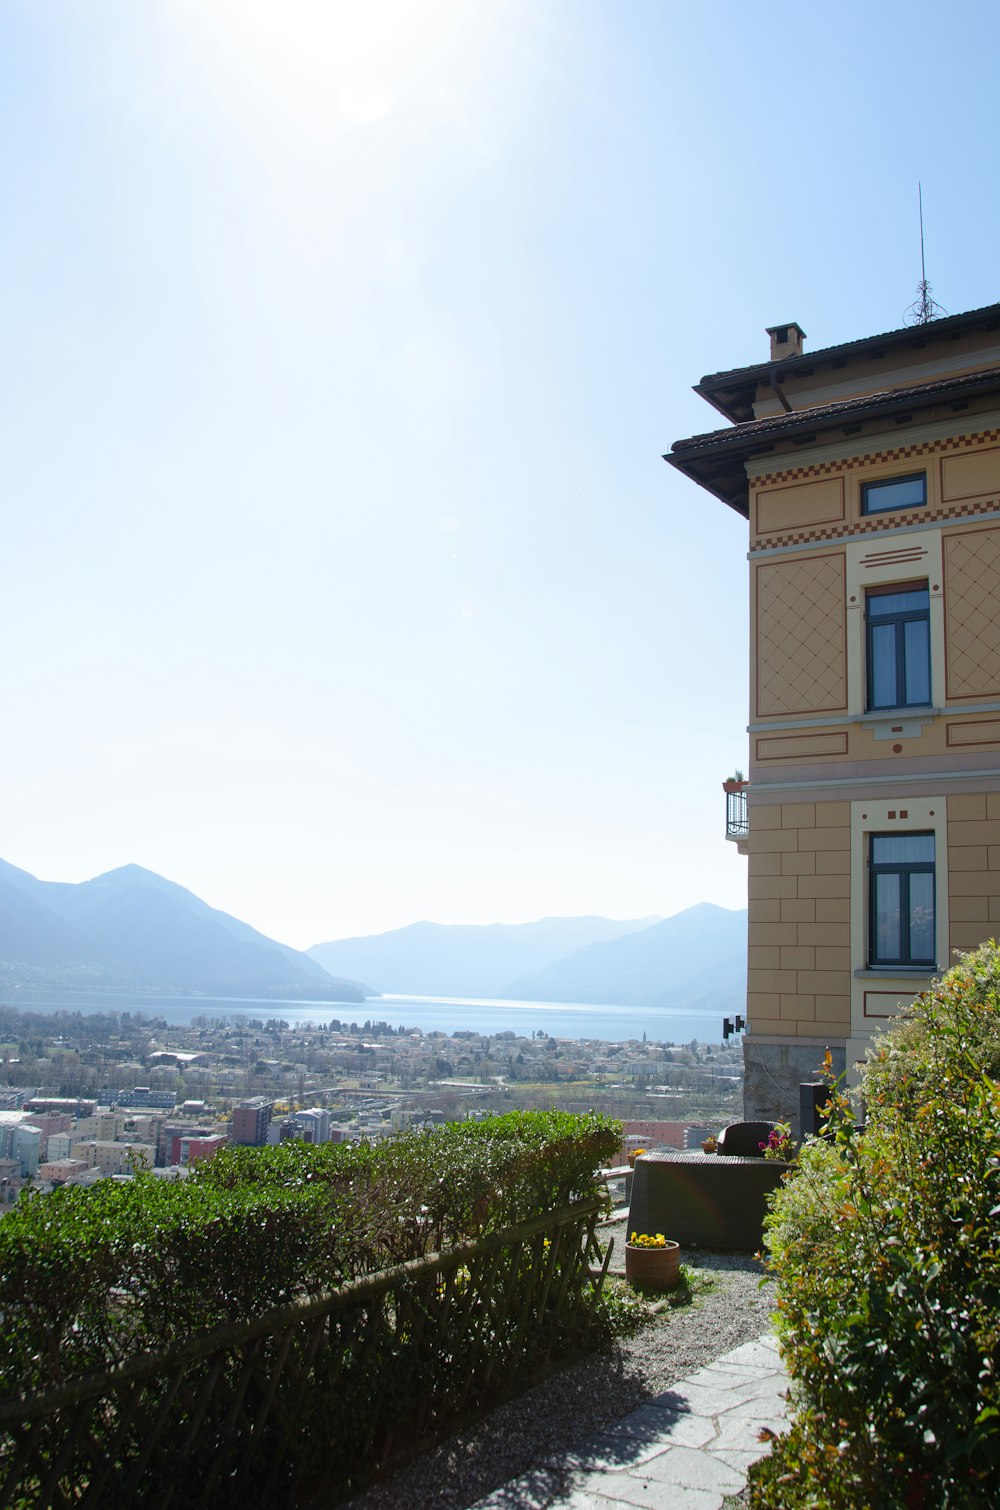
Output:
869,832,935,967
866,583,930,710
861,472,927,515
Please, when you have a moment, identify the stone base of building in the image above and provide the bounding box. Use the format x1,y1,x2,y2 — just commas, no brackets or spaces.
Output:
742,1038,846,1136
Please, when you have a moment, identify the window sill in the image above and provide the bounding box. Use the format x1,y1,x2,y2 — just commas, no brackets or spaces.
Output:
854,966,938,979
860,706,936,721
860,708,937,743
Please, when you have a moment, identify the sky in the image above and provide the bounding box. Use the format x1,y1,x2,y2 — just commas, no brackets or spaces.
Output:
2,1,999,950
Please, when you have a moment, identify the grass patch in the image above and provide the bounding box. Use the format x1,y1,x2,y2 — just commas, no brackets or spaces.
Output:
601,1262,717,1331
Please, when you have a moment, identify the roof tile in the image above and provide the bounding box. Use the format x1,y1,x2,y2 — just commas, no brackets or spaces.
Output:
671,365,1000,456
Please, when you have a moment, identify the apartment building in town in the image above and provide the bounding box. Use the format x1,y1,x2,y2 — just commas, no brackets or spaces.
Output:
230,1098,274,1146
668,301,1000,1118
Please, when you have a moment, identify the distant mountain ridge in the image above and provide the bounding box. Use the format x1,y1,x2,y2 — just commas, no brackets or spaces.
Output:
499,902,747,1013
308,905,747,1014
0,860,370,1001
0,860,747,1015
308,915,660,998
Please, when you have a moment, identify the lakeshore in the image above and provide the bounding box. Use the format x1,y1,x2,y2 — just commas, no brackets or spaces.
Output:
6,988,730,1046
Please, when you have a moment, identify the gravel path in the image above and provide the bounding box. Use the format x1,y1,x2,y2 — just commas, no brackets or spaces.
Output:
343,1247,777,1510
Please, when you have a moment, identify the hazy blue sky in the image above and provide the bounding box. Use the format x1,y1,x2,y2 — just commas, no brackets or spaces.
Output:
3,1,998,948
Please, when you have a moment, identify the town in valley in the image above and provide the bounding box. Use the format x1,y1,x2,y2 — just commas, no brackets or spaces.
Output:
0,1005,744,1204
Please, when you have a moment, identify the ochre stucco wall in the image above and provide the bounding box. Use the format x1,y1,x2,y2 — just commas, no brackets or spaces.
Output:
746,800,851,1041
948,792,1000,956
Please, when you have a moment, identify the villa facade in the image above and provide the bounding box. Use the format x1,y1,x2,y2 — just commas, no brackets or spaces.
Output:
669,302,1000,1119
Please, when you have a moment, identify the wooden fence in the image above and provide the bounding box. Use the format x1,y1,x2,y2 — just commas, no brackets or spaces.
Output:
0,1196,609,1509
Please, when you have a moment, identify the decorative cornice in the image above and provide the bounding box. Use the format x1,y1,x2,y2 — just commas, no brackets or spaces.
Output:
750,427,1000,552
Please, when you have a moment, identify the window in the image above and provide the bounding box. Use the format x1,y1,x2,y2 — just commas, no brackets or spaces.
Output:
861,472,927,515
866,583,930,710
868,833,935,967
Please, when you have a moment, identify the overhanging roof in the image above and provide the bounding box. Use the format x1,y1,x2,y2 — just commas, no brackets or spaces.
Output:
695,302,1000,425
666,365,1000,517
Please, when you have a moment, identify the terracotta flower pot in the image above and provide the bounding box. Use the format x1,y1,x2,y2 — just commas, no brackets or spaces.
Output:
624,1240,680,1291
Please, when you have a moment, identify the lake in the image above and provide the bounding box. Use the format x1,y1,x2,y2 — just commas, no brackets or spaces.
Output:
7,989,727,1045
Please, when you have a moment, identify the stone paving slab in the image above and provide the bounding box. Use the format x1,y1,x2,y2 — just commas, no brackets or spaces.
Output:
586,1412,719,1453
645,1382,753,1418
622,1444,744,1492
472,1333,789,1510
680,1365,777,1390
704,1359,779,1376
713,1415,785,1452
722,1339,781,1368
558,1478,723,1509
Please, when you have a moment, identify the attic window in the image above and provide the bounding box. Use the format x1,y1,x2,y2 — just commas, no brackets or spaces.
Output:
861,473,927,515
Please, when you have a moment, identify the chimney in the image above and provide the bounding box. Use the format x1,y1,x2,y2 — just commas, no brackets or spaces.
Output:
766,322,807,362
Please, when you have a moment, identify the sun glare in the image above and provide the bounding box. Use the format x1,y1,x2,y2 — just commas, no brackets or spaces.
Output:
190,0,481,128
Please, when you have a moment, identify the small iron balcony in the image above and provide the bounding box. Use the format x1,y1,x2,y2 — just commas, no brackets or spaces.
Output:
723,778,748,853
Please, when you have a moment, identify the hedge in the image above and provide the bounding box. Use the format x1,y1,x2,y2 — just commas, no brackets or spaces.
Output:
0,1109,621,1399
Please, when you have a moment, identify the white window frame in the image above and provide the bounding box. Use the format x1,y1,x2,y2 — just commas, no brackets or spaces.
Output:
848,797,949,1077
844,528,944,722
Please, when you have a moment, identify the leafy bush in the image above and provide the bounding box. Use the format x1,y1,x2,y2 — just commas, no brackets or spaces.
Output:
862,942,1000,1115
753,946,1000,1508
759,1121,795,1161
0,1109,620,1397
196,1107,618,1249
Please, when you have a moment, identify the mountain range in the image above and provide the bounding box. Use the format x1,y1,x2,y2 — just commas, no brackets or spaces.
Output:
0,860,369,1001
307,915,658,998
0,857,748,1014
309,903,747,1014
500,903,747,1010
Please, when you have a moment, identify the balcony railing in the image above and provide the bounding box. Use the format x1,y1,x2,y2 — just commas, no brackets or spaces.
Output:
723,779,748,849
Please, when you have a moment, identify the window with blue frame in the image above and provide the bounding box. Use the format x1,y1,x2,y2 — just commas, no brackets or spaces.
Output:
868,833,936,967
866,583,930,710
861,472,927,515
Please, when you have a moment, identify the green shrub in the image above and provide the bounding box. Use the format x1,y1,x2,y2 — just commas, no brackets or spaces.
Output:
0,1175,336,1389
194,1108,619,1264
862,942,1000,1115
754,947,1000,1508
0,1109,621,1397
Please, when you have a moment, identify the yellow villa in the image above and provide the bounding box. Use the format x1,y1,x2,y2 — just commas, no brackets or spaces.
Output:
668,301,1000,1120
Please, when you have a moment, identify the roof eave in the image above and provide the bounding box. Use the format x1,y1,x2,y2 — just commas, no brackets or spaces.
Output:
662,450,750,517
666,366,1000,516
691,381,755,426
695,302,1000,425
